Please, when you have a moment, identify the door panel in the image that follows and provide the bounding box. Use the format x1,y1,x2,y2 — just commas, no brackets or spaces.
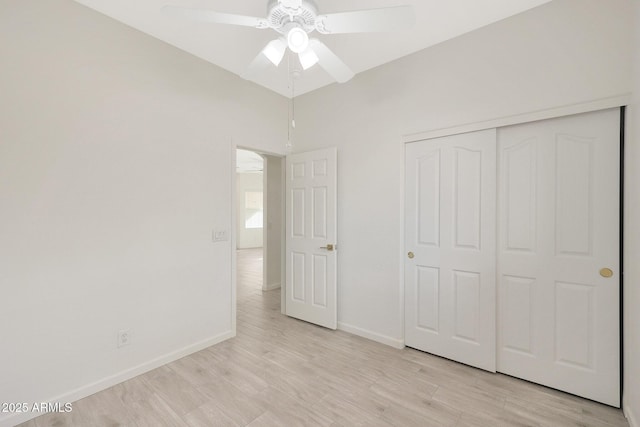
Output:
405,129,497,372
416,266,440,332
292,252,305,301
417,151,440,246
286,147,337,329
503,137,537,252
555,135,592,255
502,275,535,355
453,148,481,250
497,108,620,406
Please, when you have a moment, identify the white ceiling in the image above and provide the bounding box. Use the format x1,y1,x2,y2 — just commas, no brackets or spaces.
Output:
74,0,552,98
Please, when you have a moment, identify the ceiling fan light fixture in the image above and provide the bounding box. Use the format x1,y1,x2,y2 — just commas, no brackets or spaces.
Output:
167,1,417,85
262,38,286,66
287,27,309,53
298,48,319,70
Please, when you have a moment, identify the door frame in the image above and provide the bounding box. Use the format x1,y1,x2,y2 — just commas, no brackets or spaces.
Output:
231,145,287,338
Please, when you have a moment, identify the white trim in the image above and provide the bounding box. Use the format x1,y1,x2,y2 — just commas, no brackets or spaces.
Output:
338,321,404,349
230,142,237,337
263,282,281,291
280,156,287,316
280,154,287,315
0,331,234,427
399,139,407,344
625,395,639,427
403,94,631,143
234,146,286,316
262,154,269,297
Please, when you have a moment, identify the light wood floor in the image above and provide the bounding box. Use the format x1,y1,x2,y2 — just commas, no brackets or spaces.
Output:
21,248,629,427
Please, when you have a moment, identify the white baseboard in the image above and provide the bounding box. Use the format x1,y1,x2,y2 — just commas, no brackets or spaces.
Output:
624,395,639,427
262,282,281,291
0,330,235,427
337,321,404,349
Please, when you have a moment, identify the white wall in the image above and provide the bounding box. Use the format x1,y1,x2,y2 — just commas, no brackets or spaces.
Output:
236,172,264,249
0,1,286,426
294,0,632,346
264,155,283,291
623,2,640,425
0,0,635,424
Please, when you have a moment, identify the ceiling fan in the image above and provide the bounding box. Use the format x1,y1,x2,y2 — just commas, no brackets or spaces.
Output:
163,0,415,83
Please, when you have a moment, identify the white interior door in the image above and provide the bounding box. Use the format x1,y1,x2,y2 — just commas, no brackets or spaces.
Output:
497,108,620,406
285,147,337,329
405,129,497,372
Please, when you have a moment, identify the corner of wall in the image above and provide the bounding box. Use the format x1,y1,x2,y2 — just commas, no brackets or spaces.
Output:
624,395,639,427
0,330,234,427
624,2,640,426
263,282,281,291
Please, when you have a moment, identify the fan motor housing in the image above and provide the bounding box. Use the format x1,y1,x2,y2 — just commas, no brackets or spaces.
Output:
267,0,317,34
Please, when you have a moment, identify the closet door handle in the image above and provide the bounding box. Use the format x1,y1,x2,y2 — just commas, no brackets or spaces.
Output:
600,268,613,278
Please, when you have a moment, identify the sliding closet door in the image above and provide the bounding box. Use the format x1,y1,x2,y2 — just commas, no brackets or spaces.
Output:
405,129,497,372
497,109,620,406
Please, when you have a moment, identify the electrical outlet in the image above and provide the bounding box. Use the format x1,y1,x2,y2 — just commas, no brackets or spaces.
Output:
117,329,131,348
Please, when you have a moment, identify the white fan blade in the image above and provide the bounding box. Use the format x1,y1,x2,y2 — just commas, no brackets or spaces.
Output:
315,6,415,34
241,46,276,81
163,6,269,29
309,39,354,83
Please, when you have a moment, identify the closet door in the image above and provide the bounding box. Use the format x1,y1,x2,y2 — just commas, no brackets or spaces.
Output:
497,109,620,406
405,129,497,372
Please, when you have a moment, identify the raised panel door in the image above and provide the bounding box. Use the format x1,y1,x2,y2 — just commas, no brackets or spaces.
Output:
405,129,497,372
497,108,620,406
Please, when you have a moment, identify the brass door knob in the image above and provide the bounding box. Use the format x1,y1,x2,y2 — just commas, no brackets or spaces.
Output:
600,268,613,278
320,244,334,251
407,252,414,259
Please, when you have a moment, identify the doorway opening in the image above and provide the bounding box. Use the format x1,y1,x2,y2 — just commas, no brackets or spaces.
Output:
235,148,285,318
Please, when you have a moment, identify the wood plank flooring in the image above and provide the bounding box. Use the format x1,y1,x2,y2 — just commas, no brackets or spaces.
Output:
20,248,629,427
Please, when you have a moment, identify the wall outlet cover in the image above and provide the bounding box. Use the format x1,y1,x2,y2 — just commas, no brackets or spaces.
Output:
117,329,131,348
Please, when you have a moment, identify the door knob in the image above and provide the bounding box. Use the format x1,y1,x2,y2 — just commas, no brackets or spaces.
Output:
600,268,613,278
407,252,414,259
320,244,334,251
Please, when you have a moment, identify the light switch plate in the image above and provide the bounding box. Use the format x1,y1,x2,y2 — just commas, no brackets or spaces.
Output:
212,229,228,242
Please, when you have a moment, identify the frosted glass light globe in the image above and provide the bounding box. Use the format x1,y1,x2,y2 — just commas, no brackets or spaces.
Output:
287,27,309,54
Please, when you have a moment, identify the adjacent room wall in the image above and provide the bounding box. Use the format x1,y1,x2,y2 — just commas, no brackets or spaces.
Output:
0,1,287,426
264,155,283,291
236,172,264,249
623,2,640,425
294,0,632,346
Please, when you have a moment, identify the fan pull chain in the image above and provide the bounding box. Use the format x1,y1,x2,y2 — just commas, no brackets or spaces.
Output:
286,53,293,152
291,75,296,129
286,54,296,152
286,100,292,151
